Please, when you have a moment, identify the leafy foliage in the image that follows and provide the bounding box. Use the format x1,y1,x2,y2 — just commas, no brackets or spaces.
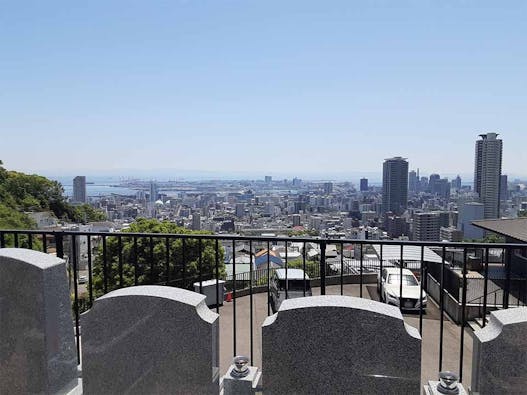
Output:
286,228,319,237
92,218,225,298
0,160,106,228
286,257,320,278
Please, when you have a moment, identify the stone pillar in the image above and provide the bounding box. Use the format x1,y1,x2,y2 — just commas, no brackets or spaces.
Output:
471,307,527,394
222,356,262,395
262,295,421,394
82,285,219,394
0,248,78,395
423,371,467,394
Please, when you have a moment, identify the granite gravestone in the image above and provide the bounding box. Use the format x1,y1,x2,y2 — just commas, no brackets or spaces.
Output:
82,285,219,394
471,307,527,394
262,295,421,394
0,248,78,395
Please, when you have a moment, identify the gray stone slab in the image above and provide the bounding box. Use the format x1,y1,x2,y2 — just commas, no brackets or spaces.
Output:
0,248,78,394
471,307,527,394
262,295,421,394
82,285,219,394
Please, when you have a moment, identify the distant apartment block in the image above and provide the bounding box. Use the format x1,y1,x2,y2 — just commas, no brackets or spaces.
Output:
292,214,301,227
440,226,463,242
413,212,440,241
323,182,333,194
458,202,485,240
235,203,245,218
384,214,408,238
73,176,87,203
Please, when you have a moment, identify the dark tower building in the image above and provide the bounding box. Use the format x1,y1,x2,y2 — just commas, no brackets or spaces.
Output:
382,157,409,215
360,178,368,192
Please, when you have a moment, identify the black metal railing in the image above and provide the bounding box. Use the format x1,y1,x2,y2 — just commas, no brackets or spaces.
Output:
1,228,526,383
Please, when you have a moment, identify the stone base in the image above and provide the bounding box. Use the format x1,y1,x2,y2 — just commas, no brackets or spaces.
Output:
64,378,83,395
222,366,261,394
423,380,468,395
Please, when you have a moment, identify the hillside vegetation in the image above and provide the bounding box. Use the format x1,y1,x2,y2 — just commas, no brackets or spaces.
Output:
0,160,105,229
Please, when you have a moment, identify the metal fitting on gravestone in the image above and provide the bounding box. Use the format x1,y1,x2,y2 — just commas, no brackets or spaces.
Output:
437,371,459,394
230,356,250,378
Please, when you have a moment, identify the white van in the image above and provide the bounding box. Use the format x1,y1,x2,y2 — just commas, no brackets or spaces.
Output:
270,268,312,313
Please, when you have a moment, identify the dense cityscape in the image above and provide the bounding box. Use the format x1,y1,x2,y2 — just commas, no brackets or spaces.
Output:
55,133,523,244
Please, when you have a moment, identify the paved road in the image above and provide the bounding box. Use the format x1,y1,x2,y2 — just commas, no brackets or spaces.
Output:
217,284,473,387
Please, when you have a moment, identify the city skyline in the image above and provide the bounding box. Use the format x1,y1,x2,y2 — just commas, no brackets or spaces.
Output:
1,1,526,176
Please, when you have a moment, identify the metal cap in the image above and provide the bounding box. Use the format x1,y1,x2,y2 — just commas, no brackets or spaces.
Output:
437,371,459,394
230,355,250,378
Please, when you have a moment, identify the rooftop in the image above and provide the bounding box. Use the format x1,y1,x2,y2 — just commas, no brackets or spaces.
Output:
472,218,527,243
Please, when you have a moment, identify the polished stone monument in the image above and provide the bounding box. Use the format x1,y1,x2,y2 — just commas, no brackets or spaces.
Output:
82,285,219,394
0,248,78,394
471,307,527,394
262,295,421,394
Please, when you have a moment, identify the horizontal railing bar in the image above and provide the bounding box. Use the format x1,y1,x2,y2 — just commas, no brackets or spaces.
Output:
0,229,524,249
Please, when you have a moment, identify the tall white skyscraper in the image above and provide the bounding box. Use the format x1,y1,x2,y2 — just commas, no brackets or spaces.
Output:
73,176,87,203
474,133,503,219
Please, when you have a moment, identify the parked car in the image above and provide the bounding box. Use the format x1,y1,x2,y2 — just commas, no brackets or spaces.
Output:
270,268,312,313
378,268,427,310
78,275,88,284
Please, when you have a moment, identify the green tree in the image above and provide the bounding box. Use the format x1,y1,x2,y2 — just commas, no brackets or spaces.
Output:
0,160,105,226
483,234,505,243
518,210,527,218
92,218,225,298
71,204,107,223
286,257,319,278
286,228,319,237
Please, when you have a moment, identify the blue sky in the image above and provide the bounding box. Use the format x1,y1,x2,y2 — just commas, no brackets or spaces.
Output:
1,1,526,179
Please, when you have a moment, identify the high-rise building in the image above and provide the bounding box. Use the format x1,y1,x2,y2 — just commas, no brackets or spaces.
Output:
458,202,485,239
323,182,333,194
235,203,245,217
265,176,272,183
413,212,440,241
360,178,369,192
452,175,462,191
408,170,418,193
191,212,201,231
149,181,158,204
292,214,301,227
500,174,508,201
428,174,440,193
434,179,451,200
419,176,428,192
73,176,87,203
474,133,503,219
382,157,408,215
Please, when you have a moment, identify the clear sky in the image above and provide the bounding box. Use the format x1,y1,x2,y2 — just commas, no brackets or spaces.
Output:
1,1,525,179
